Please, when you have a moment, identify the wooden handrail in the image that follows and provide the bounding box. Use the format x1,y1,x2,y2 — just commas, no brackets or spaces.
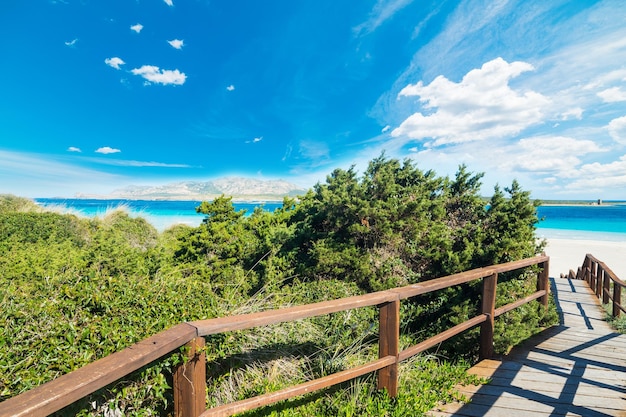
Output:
576,254,626,317
0,323,199,417
0,255,550,417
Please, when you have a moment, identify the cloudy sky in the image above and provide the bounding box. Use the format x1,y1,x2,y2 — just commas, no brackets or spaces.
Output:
1,0,626,199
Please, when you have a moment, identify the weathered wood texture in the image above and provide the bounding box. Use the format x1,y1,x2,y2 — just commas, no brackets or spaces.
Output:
430,277,626,417
378,298,400,396
578,253,626,318
174,337,207,417
201,356,397,417
0,323,198,417
480,273,498,360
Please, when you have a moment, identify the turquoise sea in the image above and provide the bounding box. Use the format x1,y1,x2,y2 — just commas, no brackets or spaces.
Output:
34,199,283,231
34,199,626,241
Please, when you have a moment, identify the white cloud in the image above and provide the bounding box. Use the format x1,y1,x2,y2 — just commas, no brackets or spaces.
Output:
598,87,626,103
226,85,235,91
163,0,173,6
130,23,143,33
392,58,550,146
565,155,626,191
584,69,626,90
105,57,125,70
502,136,604,173
559,107,583,120
67,147,81,153
88,158,191,168
167,39,184,49
64,38,77,47
577,155,626,177
381,125,391,133
608,116,626,144
131,65,186,86
0,150,123,197
253,136,263,143
95,147,121,154
298,140,330,167
353,0,415,36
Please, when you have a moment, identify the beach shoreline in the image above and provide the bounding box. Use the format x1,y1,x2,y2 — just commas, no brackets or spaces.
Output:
544,238,626,280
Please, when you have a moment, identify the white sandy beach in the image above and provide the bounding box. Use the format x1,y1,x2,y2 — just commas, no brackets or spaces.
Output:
544,238,626,279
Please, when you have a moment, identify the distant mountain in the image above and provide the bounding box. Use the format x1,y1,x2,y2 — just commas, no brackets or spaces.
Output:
76,177,309,201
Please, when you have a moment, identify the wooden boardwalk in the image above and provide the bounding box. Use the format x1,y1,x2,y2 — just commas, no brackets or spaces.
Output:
431,277,626,417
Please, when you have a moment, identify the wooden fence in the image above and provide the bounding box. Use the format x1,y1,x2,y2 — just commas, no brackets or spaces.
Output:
570,253,626,317
0,255,550,417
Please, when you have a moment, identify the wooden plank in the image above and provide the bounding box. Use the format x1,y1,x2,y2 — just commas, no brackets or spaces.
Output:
193,257,550,337
481,273,498,359
454,387,626,412
191,291,397,335
480,376,626,397
506,349,626,371
174,337,207,417
538,260,549,309
430,402,566,417
614,285,623,317
392,255,549,301
431,275,626,417
490,255,550,274
530,335,626,355
0,323,198,417
456,381,626,406
377,298,400,396
398,314,486,362
494,290,545,317
200,356,396,417
389,267,497,300
469,359,626,383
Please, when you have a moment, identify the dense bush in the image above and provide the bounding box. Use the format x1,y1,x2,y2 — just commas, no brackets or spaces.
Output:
0,157,557,416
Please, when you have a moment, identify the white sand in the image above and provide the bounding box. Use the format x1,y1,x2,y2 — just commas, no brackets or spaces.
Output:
544,238,626,279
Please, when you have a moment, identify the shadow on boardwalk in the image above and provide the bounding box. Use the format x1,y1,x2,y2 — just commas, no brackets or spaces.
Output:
430,278,626,417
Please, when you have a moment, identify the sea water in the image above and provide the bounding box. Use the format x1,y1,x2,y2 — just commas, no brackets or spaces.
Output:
34,199,626,241
536,204,626,242
34,199,283,231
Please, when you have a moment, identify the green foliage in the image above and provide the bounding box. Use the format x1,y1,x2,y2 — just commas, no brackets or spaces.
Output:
481,181,546,264
0,194,42,213
287,157,541,292
0,157,556,416
603,304,626,333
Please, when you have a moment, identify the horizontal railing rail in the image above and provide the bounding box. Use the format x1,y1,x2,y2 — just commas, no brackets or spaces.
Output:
0,255,550,417
570,253,626,317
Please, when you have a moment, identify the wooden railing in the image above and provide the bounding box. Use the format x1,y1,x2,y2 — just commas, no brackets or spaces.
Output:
569,253,626,317
0,255,550,417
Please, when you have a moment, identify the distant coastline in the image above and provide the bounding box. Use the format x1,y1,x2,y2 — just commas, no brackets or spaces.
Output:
46,195,626,206
538,200,626,207
70,194,294,203
70,177,309,202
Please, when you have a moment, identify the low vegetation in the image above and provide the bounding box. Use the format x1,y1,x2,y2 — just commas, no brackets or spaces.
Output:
0,156,557,416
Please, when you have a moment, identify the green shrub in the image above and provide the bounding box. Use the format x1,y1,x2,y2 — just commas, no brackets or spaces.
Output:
0,158,557,416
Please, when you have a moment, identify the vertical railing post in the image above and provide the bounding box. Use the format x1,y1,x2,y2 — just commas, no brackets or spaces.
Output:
538,259,549,310
614,283,622,318
174,337,206,417
602,266,610,304
480,273,498,360
584,255,591,285
378,297,400,397
596,264,603,298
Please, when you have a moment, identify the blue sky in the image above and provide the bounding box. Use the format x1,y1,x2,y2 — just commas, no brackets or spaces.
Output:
1,0,626,199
